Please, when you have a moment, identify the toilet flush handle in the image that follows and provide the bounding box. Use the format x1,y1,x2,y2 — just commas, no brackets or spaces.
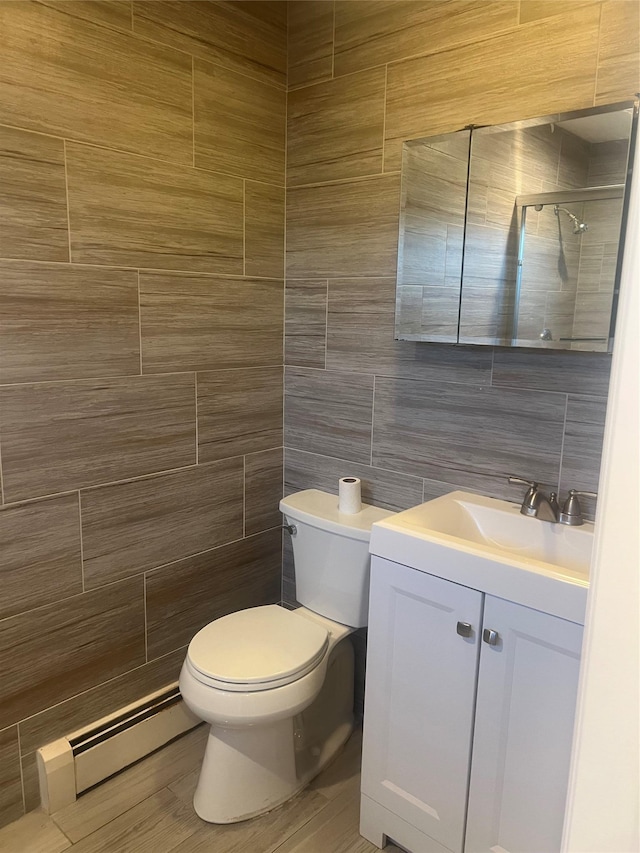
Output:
282,523,297,536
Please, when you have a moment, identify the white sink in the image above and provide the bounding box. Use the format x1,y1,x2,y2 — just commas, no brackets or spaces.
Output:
369,491,593,623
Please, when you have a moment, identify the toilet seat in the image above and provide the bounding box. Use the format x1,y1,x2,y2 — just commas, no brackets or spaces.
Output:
187,605,329,692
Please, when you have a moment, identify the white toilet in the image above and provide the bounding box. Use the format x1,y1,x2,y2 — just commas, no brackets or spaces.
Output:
179,488,393,823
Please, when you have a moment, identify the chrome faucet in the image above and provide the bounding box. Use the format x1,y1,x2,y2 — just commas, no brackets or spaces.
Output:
509,477,559,522
558,489,598,526
508,478,597,526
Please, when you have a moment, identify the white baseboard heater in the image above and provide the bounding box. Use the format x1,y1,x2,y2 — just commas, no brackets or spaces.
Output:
36,684,200,814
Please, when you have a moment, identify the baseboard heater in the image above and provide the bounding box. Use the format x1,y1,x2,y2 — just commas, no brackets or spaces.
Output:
36,684,200,814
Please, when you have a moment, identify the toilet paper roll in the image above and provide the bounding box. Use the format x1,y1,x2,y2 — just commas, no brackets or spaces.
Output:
338,477,362,514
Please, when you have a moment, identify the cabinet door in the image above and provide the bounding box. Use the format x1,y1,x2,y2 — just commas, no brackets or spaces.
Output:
465,597,583,853
361,557,483,853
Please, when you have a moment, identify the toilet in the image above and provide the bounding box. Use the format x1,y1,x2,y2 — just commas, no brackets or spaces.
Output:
179,488,393,823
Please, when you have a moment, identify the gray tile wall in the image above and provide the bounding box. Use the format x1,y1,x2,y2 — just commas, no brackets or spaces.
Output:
283,0,631,530
283,1,637,713
0,1,286,828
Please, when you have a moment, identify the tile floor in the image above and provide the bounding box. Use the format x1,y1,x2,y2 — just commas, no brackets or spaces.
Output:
0,726,403,853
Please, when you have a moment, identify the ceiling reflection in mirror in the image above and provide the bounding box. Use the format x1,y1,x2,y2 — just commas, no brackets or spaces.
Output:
395,102,638,352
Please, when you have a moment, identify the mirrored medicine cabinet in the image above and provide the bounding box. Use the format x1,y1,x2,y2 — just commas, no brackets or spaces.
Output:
395,100,639,352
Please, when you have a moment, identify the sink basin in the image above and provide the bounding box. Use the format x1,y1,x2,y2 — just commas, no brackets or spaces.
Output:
392,491,593,575
369,491,593,624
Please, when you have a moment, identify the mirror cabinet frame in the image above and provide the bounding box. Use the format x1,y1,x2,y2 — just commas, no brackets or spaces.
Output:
394,100,639,352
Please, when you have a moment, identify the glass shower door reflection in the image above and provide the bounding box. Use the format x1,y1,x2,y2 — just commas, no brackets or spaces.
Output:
513,193,623,352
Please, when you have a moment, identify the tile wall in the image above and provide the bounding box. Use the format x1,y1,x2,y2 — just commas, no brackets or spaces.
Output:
283,0,639,702
0,0,286,828
1,0,638,830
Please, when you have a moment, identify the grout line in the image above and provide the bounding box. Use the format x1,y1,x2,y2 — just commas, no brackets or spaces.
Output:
78,491,85,593
283,53,288,364
0,254,283,281
49,131,286,187
331,0,336,79
0,454,260,513
286,6,524,92
283,273,287,365
143,528,281,581
592,1,604,106
62,139,73,262
479,379,576,399
289,16,525,90
0,571,154,628
557,394,570,495
284,445,435,485
381,64,388,170
184,46,285,92
271,791,338,851
283,363,512,391
370,375,376,466
324,280,329,369
52,820,74,846
286,64,383,93
282,360,286,452
194,372,199,465
1,488,85,511
244,446,282,461
0,364,283,391
0,430,5,506
143,574,148,663
16,645,191,737
289,170,400,190
285,0,289,90
137,271,143,375
191,55,196,167
284,274,397,283
283,0,287,566
16,726,26,814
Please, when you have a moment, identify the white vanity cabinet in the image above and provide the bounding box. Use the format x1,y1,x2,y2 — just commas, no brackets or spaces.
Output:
361,558,483,853
360,556,584,853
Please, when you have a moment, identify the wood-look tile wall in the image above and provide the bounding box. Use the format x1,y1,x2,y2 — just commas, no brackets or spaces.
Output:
0,1,286,828
284,0,639,708
284,0,639,507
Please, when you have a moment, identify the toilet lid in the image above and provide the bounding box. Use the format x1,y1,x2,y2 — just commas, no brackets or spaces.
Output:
187,605,329,689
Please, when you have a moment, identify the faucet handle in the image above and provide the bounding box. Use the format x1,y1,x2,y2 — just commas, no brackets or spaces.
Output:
508,477,540,515
508,476,538,488
559,489,598,526
568,489,598,499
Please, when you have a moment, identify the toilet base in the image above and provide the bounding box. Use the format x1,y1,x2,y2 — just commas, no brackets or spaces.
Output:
193,636,355,823
194,718,298,823
194,716,354,823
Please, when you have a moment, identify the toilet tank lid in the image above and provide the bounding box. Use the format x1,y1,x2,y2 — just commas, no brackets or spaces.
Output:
280,489,394,542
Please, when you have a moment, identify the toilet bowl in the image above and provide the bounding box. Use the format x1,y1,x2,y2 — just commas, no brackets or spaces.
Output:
179,489,393,824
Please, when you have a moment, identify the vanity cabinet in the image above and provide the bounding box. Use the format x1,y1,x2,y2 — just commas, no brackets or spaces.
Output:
360,556,584,853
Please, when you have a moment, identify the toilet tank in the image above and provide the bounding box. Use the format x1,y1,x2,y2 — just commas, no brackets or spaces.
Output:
280,489,394,628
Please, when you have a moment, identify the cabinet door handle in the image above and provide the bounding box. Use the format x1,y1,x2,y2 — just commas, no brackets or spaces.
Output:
457,621,473,638
483,628,500,646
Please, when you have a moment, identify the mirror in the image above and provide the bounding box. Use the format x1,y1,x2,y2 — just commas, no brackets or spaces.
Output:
395,101,638,351
395,130,470,343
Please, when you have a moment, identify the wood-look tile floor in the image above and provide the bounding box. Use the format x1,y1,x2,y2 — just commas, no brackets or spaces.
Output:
0,727,403,853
